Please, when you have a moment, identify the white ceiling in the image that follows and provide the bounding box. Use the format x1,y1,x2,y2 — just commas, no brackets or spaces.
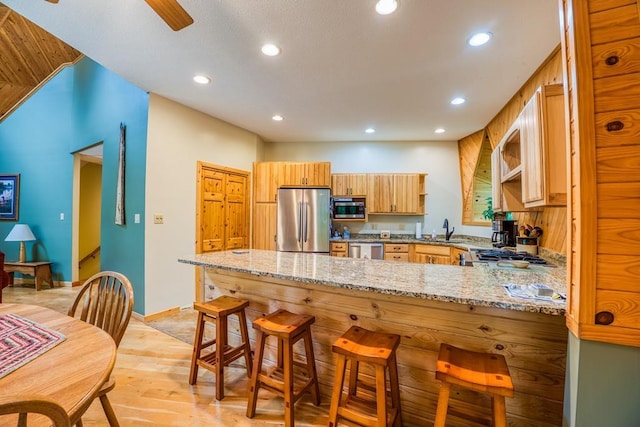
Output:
3,0,560,143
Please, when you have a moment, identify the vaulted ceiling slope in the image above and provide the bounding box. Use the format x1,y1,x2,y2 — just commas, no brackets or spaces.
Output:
0,4,81,122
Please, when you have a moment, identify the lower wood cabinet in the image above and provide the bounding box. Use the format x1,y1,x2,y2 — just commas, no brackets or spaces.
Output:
410,244,467,265
252,203,277,251
384,243,409,262
330,242,348,257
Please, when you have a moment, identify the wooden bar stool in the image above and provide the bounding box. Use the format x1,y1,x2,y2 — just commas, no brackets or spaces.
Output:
434,343,514,427
189,296,253,401
328,326,402,427
246,309,320,427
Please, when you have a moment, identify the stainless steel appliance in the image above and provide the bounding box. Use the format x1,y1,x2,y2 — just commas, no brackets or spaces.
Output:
491,219,518,247
348,243,383,259
332,197,366,220
471,249,553,266
277,187,331,253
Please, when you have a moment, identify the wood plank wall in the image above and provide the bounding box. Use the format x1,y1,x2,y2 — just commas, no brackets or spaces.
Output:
204,269,567,427
459,46,568,254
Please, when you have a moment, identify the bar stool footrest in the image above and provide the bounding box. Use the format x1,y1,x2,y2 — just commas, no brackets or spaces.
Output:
259,366,317,403
338,394,398,427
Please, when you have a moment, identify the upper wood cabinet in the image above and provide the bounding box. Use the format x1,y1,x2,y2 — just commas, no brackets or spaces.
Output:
253,162,283,203
253,162,331,203
521,84,567,207
331,173,368,196
252,161,331,249
491,84,565,212
282,162,331,187
368,174,426,214
492,120,527,213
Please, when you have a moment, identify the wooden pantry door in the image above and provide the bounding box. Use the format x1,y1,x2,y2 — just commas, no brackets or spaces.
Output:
196,162,250,254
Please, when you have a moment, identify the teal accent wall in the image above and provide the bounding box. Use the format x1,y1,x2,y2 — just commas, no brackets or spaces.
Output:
564,332,640,426
0,57,148,314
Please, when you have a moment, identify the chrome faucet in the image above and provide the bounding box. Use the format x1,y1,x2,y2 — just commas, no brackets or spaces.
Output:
443,218,455,241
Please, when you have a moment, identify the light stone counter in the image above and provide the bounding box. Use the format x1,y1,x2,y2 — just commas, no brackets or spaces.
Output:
179,249,566,315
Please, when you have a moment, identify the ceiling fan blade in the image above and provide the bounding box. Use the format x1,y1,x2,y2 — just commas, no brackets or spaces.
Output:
144,0,194,31
45,0,59,3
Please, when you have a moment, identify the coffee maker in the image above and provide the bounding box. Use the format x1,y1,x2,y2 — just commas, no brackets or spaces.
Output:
492,219,518,248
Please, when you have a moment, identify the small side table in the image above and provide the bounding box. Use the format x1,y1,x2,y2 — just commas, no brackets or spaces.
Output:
4,261,54,291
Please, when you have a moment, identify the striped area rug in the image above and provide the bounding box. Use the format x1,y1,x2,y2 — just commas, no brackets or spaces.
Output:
0,313,66,379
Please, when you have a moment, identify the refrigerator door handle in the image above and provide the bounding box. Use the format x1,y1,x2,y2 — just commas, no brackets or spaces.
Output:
298,201,303,244
303,202,309,243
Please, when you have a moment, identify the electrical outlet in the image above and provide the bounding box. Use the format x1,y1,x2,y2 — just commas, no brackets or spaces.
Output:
134,214,140,224
153,214,164,224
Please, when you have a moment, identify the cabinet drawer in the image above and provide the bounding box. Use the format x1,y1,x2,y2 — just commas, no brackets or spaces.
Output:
331,251,348,257
330,242,348,251
414,244,451,256
384,243,409,253
384,253,409,262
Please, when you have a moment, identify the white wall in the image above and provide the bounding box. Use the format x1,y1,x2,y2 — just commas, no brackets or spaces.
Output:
264,140,489,238
145,94,262,314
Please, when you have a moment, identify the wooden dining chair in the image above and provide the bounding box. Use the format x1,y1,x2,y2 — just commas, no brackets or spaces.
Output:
68,271,134,427
0,395,72,427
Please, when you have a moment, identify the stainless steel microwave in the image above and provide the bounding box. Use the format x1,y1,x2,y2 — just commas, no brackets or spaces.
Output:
332,197,366,219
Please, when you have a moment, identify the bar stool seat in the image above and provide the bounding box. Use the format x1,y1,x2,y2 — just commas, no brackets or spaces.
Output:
189,296,253,401
246,309,320,427
434,343,514,427
328,326,402,427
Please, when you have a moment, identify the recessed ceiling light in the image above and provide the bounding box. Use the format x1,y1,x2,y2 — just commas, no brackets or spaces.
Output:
272,115,284,121
451,97,466,105
193,75,211,85
375,0,398,15
468,32,492,47
261,44,281,56
365,128,376,134
435,128,446,134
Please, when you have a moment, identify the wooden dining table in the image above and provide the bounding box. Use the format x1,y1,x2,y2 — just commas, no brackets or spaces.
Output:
0,303,116,425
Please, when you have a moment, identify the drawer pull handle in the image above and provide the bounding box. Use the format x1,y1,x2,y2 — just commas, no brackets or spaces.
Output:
606,121,624,132
605,55,619,66
595,311,614,325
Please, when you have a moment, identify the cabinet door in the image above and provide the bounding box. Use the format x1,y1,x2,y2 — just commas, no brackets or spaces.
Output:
369,174,394,213
225,174,248,249
521,90,544,204
253,202,277,250
331,174,351,196
394,174,421,213
282,162,306,186
200,169,225,252
304,162,331,186
431,255,452,265
349,174,368,195
332,173,368,196
254,162,282,202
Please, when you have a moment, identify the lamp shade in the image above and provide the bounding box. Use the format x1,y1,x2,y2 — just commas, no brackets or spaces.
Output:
4,224,36,242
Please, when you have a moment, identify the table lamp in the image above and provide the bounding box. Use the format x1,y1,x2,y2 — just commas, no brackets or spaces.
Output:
4,224,36,263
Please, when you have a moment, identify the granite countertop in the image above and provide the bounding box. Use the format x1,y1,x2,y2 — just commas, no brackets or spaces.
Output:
179,249,566,316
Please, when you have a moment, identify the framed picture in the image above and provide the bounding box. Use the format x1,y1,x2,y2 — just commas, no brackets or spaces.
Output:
0,174,20,221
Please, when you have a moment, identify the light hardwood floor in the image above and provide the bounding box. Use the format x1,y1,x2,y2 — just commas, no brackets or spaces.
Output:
1,285,331,426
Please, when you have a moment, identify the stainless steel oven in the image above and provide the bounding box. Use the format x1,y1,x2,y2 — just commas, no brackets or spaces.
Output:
332,197,366,219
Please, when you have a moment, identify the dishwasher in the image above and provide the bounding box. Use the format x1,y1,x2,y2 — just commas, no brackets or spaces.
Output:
348,243,384,259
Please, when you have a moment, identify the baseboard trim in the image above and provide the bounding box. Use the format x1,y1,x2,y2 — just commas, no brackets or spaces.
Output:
132,306,181,322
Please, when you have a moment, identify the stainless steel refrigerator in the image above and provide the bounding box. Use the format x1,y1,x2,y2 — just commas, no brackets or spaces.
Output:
276,187,330,253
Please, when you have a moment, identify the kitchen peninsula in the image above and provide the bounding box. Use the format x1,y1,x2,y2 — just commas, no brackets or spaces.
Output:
179,250,567,426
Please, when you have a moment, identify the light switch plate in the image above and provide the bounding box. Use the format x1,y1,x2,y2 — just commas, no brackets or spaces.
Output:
380,230,391,239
